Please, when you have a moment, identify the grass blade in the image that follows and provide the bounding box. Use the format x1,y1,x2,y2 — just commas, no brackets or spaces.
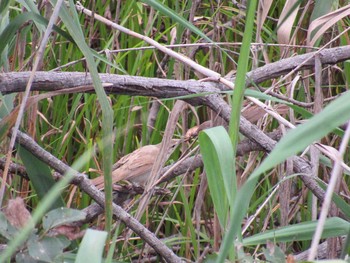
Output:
199,126,235,229
17,146,65,209
54,0,114,234
243,217,350,245
219,89,350,261
75,229,107,263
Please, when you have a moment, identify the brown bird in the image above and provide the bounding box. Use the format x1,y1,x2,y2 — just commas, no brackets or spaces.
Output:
91,140,180,189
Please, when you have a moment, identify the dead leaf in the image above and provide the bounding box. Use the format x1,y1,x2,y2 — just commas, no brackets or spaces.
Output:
308,4,350,46
4,197,32,229
277,0,301,48
185,120,212,139
242,104,289,123
49,225,85,240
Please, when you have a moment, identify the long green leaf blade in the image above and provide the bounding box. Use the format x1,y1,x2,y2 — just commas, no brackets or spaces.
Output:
54,0,114,234
199,126,235,229
17,146,65,209
220,89,350,260
243,217,350,245
142,0,212,43
75,229,107,263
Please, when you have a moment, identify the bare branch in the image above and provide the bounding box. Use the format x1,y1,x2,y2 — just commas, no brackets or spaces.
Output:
1,46,350,96
13,130,183,263
2,45,347,220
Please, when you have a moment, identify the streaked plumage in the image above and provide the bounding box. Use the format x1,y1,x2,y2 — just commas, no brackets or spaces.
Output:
92,140,179,189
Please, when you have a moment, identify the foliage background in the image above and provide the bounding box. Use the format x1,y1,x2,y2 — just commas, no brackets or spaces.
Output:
1,0,350,262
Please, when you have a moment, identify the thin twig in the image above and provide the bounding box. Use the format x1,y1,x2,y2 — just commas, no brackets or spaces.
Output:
308,121,350,260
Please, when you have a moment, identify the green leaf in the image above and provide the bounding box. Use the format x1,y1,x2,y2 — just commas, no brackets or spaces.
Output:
229,0,257,149
318,181,350,221
203,254,219,263
0,149,93,261
243,217,350,245
199,126,236,229
263,242,285,263
217,0,257,260
43,208,86,231
310,0,334,22
341,228,350,259
15,252,38,263
309,0,337,45
28,236,70,262
53,252,77,263
142,0,212,43
0,93,15,119
0,12,74,64
343,60,350,88
0,211,18,240
55,0,114,233
220,90,350,260
0,0,10,18
259,90,350,170
75,229,107,263
17,146,65,209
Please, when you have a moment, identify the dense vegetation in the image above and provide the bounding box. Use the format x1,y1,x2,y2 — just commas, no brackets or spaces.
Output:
1,0,350,262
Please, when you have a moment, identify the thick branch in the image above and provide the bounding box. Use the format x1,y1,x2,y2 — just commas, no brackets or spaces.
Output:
202,93,326,202
1,46,350,95
244,45,350,87
14,130,183,263
2,46,346,208
4,130,283,224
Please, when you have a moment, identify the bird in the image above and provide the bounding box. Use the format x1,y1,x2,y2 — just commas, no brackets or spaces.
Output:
91,139,180,189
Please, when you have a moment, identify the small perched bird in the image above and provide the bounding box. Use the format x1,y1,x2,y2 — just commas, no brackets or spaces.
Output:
91,140,179,189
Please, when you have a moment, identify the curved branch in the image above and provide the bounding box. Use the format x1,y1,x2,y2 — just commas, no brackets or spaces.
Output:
2,46,347,211
202,93,326,202
1,46,349,95
14,130,183,263
245,45,350,86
